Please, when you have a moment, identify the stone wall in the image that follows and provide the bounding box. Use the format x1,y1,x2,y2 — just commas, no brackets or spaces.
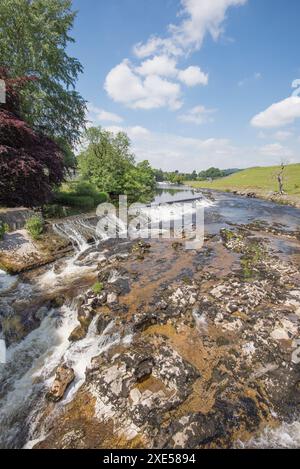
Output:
0,208,35,231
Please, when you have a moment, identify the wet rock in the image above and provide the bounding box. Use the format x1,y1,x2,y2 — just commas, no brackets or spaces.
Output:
50,295,65,309
96,314,111,335
46,364,75,402
68,325,87,342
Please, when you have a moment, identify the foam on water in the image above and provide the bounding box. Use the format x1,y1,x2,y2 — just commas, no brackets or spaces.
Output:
240,421,300,448
0,269,18,294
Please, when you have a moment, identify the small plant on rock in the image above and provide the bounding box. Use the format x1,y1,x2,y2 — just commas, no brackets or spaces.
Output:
92,281,103,295
25,215,44,240
0,222,9,240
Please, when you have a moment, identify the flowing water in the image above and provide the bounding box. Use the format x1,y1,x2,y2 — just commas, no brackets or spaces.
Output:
0,186,300,448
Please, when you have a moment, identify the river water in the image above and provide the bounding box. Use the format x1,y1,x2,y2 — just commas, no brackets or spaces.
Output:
0,186,300,448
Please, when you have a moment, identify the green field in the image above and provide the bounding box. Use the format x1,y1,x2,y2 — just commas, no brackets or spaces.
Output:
188,164,300,196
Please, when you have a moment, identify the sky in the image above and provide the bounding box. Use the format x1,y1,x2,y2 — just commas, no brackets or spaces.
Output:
69,0,300,172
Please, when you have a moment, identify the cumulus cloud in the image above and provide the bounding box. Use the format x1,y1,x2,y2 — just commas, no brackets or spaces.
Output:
87,103,123,124
251,96,300,128
104,0,246,110
178,66,208,86
133,0,247,58
136,55,178,77
259,142,291,157
104,60,182,110
178,105,216,124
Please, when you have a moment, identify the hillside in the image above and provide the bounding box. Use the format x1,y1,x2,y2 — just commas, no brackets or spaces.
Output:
188,163,300,207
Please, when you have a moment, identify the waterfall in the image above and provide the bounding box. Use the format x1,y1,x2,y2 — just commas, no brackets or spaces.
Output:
0,295,131,449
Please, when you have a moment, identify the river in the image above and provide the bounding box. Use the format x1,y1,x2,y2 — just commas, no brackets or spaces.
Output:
0,186,300,448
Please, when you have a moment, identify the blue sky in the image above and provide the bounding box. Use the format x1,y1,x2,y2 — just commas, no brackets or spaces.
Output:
69,0,300,171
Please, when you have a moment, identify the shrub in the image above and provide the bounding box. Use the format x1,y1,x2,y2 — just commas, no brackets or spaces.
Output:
92,281,103,295
54,193,95,211
93,192,108,205
73,182,108,205
25,215,44,240
0,221,9,240
73,181,98,197
43,204,67,219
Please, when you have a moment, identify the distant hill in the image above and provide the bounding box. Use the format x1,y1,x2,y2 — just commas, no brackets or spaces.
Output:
188,163,300,196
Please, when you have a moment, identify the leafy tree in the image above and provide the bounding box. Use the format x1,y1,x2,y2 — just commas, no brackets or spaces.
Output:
153,168,164,182
0,69,65,207
78,127,155,201
0,0,86,147
198,167,225,180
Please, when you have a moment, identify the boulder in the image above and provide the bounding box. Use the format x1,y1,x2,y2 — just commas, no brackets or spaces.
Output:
96,314,111,335
46,364,75,402
68,325,87,342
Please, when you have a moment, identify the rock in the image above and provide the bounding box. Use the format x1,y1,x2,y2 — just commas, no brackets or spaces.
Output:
156,300,168,310
133,313,158,332
107,292,118,304
46,365,75,402
172,241,183,250
271,328,290,341
129,388,142,405
68,325,87,342
134,358,154,383
96,314,111,335
226,303,238,313
50,296,65,308
77,305,95,328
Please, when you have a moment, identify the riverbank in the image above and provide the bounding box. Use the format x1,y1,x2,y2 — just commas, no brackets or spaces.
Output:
187,163,300,209
0,226,72,273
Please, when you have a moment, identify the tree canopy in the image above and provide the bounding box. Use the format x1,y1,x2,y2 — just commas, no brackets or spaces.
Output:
0,0,86,148
78,127,156,202
0,69,65,207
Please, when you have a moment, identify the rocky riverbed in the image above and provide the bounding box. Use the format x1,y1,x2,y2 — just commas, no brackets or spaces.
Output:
0,191,300,449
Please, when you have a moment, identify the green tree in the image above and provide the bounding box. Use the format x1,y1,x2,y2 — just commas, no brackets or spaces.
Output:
78,127,155,201
0,0,86,147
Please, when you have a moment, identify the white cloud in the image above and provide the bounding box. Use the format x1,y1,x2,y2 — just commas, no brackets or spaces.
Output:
105,0,246,110
104,61,145,105
238,72,262,87
259,143,291,157
136,55,177,77
103,125,297,171
178,105,216,124
251,96,300,128
273,130,293,141
104,60,182,110
178,66,208,86
87,103,123,124
133,0,247,58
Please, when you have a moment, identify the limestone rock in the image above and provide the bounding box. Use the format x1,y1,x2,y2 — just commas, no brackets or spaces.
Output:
46,365,75,402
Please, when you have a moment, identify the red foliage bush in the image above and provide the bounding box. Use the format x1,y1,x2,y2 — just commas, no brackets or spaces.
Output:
0,69,65,207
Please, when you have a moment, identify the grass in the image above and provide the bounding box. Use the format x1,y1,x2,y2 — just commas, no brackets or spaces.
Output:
92,281,103,294
187,163,300,196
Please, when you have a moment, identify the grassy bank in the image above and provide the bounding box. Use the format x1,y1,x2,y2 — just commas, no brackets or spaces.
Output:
187,163,300,207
